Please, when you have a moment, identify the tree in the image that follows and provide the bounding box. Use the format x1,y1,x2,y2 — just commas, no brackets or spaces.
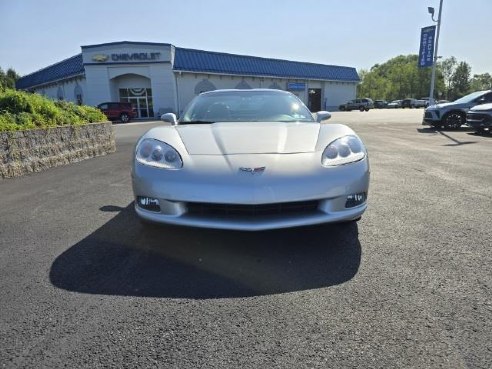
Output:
449,62,471,99
438,56,457,99
357,54,444,101
0,67,20,91
470,73,492,91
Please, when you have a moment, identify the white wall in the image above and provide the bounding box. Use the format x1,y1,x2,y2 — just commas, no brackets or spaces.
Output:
35,77,87,105
108,67,151,102
84,66,112,106
324,81,358,110
149,63,177,116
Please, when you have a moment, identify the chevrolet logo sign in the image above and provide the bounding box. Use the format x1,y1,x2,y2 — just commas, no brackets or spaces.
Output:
92,54,109,62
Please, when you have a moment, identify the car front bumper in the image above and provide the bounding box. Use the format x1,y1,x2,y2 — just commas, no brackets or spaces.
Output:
422,110,441,125
132,154,370,231
466,112,492,129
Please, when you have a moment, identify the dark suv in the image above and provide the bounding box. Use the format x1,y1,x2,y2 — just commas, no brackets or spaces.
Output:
97,102,136,123
339,98,374,112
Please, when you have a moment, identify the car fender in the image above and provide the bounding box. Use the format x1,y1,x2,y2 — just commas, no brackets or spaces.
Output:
315,124,360,152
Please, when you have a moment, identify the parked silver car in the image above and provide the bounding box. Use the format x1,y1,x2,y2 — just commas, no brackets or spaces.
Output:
423,90,492,129
387,100,402,108
339,98,374,112
132,89,370,231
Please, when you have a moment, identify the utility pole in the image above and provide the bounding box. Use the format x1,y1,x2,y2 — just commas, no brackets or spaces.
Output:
428,0,444,105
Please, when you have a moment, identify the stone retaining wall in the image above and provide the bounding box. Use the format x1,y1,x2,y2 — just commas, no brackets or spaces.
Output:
0,122,116,179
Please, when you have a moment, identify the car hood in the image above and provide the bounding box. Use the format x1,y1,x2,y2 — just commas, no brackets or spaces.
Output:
428,101,465,110
469,103,492,112
174,122,321,155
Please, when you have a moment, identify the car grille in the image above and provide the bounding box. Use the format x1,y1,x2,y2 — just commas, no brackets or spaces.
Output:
424,112,433,119
186,200,320,217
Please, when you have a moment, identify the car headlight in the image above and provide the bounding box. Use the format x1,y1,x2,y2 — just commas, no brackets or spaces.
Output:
136,138,183,169
322,135,366,166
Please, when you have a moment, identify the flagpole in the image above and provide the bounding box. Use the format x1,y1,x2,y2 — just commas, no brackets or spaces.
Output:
429,0,444,105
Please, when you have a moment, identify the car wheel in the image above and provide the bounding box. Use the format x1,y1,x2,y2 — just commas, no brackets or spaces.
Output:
120,113,130,123
365,108,369,112
359,106,365,112
443,112,465,129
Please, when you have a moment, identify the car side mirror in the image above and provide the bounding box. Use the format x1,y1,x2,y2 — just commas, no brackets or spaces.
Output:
315,111,331,122
161,113,177,125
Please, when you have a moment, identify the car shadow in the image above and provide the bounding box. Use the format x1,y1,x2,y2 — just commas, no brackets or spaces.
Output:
467,131,492,138
416,128,477,146
416,126,475,134
49,203,362,299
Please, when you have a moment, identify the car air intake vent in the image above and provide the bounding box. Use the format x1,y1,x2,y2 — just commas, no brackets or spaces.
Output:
186,200,320,217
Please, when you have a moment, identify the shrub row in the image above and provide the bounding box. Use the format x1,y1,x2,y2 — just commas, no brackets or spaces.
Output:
0,89,107,131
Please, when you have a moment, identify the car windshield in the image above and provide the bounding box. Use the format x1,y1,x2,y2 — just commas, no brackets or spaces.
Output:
452,90,488,104
180,90,315,123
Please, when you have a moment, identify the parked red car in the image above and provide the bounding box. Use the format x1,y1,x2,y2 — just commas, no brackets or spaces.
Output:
97,102,136,123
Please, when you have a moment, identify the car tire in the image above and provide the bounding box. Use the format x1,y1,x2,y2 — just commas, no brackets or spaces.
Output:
120,113,130,123
443,111,465,129
365,108,370,112
339,106,345,111
359,106,365,112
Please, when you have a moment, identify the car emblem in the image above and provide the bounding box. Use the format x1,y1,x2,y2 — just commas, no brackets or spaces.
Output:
92,54,109,62
239,166,266,175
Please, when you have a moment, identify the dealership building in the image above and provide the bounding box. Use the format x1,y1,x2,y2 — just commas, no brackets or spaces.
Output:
16,41,360,118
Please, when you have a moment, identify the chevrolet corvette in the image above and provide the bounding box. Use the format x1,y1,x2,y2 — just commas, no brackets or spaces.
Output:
131,89,369,231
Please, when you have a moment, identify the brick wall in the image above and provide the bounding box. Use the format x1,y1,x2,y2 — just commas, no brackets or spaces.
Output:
0,122,116,179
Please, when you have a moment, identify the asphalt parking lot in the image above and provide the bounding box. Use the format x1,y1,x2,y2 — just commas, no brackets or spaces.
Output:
0,109,491,368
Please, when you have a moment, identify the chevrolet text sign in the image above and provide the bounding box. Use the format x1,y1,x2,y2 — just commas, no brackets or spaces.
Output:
418,26,436,68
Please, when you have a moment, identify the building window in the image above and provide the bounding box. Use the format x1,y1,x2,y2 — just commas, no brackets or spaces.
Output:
235,80,252,89
194,79,216,95
57,86,64,100
74,85,83,105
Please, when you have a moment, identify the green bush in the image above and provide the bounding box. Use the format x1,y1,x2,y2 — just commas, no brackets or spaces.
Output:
0,89,106,132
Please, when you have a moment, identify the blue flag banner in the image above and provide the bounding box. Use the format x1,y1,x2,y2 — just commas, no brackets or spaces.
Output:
418,26,436,68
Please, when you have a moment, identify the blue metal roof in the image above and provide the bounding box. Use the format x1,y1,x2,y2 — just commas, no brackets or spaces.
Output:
16,54,84,90
16,44,360,90
174,48,360,82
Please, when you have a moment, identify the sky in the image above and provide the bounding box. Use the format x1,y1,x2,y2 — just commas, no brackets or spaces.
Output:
0,0,490,77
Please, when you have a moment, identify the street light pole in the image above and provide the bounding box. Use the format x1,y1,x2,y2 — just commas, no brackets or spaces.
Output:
429,0,444,105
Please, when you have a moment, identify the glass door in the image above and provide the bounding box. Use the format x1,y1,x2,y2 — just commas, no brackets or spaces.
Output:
119,88,154,118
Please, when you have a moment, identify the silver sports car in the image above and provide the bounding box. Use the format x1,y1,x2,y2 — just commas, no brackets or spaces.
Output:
132,89,369,231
